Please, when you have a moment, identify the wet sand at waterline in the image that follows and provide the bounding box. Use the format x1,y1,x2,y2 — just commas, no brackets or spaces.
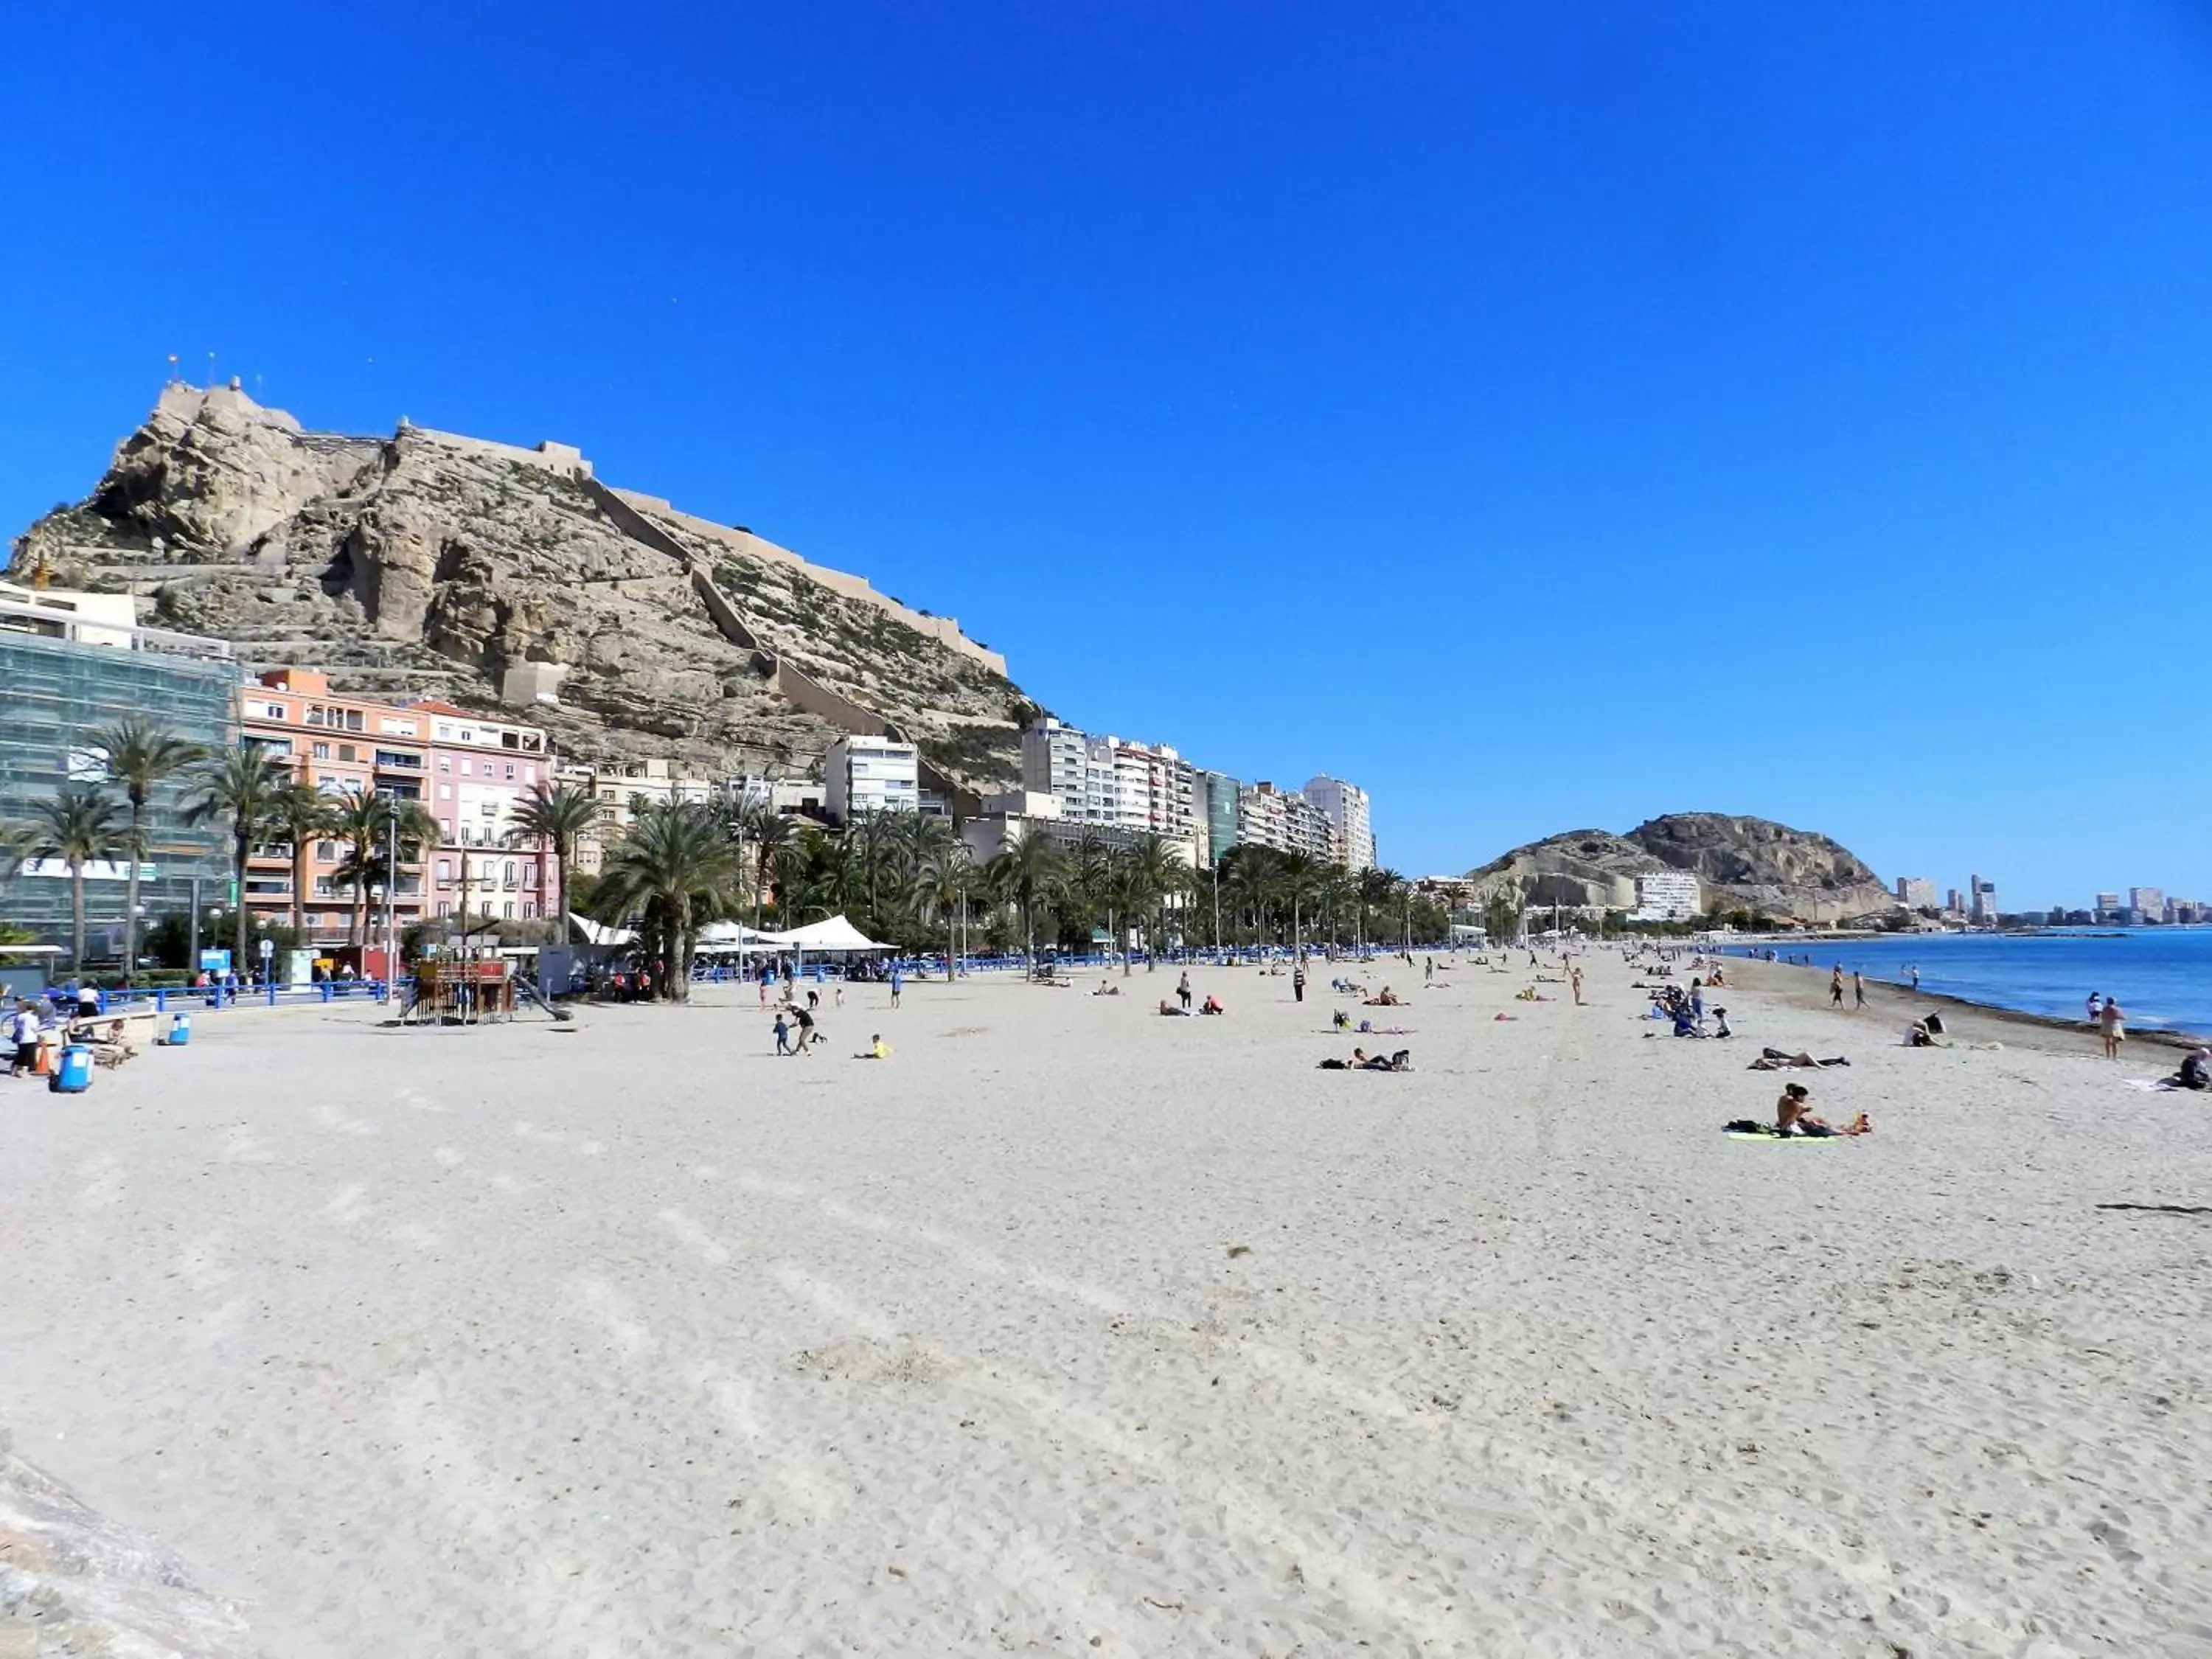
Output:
4,958,2208,1656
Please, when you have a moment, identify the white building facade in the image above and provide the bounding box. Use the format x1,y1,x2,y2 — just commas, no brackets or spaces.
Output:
825,736,920,821
1629,870,1702,921
1301,775,1377,871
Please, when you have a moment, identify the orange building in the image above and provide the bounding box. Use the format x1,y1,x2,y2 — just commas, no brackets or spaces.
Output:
238,669,430,943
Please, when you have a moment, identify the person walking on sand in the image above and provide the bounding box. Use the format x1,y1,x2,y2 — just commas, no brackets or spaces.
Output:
773,1012,793,1056
1910,965,1921,993
1829,967,1845,1008
889,965,903,1009
1571,966,1585,1006
2098,996,2126,1060
1177,971,1192,1011
1293,965,1307,1004
1853,971,1866,1009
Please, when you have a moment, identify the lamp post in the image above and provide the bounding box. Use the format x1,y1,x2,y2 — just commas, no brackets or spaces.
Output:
384,793,400,987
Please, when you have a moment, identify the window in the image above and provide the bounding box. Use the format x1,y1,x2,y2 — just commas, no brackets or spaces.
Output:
311,742,330,760
459,758,473,775
524,901,538,919
436,859,452,880
316,842,335,863
437,902,453,919
344,710,364,732
338,745,357,762
504,763,515,779
523,865,537,887
438,757,451,773
439,820,453,841
260,702,287,720
502,902,515,919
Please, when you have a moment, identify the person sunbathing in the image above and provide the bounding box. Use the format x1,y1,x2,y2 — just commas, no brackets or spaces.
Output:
1363,987,1402,1006
1158,1000,1191,1017
1773,1083,1870,1137
1747,1048,1851,1070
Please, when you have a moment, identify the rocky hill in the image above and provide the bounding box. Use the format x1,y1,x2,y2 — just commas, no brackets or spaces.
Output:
1467,813,1893,921
10,384,1039,791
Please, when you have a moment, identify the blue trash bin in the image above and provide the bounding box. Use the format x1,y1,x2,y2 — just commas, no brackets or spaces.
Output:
165,1012,192,1046
50,1044,94,1093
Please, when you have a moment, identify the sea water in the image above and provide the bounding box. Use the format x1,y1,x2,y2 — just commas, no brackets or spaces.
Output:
1725,928,2212,1037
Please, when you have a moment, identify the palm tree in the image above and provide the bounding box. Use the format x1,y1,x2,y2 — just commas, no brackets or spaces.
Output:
330,792,441,949
748,810,795,934
1128,833,1187,970
22,786,129,973
507,782,608,940
264,782,336,942
594,801,744,1001
184,745,293,968
987,828,1068,968
917,842,973,979
92,718,206,981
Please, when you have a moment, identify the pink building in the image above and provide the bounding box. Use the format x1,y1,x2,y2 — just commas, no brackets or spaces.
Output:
410,701,560,923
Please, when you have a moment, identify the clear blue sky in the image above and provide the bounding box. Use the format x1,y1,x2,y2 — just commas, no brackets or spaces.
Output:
5,2,2209,904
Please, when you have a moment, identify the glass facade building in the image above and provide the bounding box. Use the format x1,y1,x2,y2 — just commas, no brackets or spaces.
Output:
0,631,240,953
1197,768,1240,866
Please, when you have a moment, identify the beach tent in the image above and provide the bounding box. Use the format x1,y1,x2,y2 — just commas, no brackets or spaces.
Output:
774,914,889,954
568,913,636,947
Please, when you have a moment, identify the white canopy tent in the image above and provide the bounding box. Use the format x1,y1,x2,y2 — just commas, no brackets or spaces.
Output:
773,915,888,953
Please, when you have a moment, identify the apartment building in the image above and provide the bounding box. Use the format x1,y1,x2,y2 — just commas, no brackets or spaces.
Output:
1301,775,1377,871
1894,877,1938,909
410,701,557,922
240,669,431,942
1237,782,1335,860
1630,871,1702,921
553,758,717,874
825,736,921,821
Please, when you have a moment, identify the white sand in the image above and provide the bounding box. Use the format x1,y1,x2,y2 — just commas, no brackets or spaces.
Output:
3,958,2209,1656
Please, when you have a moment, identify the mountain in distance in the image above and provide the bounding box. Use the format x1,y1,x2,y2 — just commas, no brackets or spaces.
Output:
10,383,1042,792
1466,813,1895,921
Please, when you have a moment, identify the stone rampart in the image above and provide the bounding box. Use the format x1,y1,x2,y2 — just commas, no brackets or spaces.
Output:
613,490,1008,675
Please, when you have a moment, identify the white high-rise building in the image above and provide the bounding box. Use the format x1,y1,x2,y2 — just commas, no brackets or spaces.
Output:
1302,776,1377,871
1020,718,1087,819
1895,877,1938,909
1969,874,1999,922
824,736,919,821
1630,871,1702,921
1238,782,1334,860
2129,886,2164,919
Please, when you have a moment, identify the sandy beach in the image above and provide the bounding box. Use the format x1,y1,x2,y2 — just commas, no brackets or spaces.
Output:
4,954,2210,1657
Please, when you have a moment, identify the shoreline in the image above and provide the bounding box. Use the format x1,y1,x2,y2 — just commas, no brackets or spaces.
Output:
1714,954,2200,1054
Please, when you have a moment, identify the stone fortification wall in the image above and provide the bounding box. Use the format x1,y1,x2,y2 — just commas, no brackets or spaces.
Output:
403,425,594,479
613,490,1008,676
769,657,897,739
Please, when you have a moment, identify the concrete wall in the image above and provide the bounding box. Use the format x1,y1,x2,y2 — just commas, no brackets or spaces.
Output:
613,490,1009,676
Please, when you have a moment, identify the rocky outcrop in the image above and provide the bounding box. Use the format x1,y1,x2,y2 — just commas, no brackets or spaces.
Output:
1467,814,1893,920
1624,812,1893,919
11,387,1036,790
1,1425,260,1657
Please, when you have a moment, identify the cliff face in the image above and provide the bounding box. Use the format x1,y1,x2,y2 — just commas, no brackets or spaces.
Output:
11,387,1034,789
1467,813,1893,920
